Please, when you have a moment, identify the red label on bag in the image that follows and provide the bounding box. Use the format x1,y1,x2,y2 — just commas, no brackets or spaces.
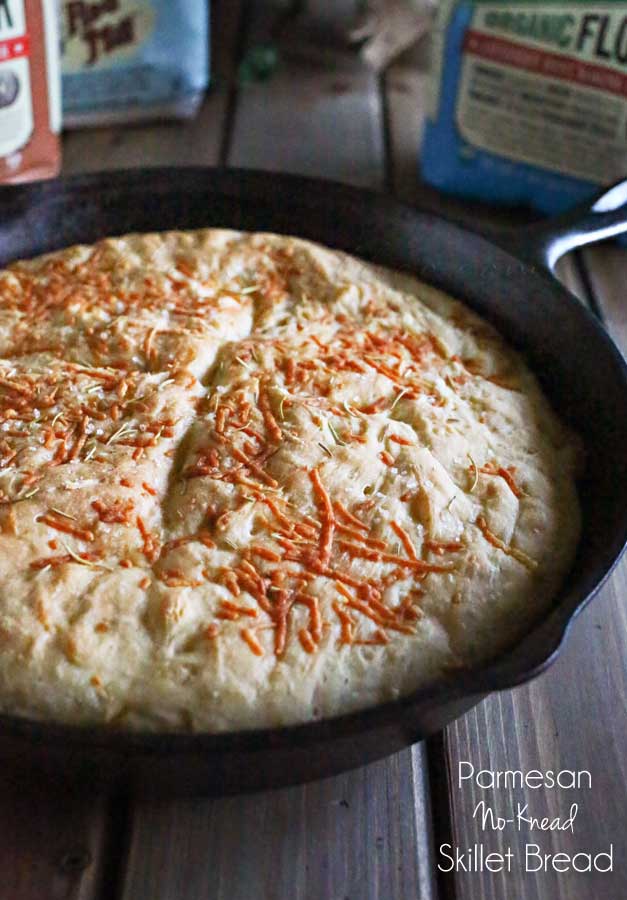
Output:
0,33,30,61
464,29,627,98
0,0,61,182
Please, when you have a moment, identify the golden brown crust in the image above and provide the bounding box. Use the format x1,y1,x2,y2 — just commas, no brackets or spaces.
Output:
0,230,582,730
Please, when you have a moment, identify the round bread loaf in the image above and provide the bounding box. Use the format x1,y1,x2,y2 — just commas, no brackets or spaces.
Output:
0,231,582,730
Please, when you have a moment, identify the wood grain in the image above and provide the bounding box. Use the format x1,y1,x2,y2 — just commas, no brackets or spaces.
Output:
0,779,110,900
582,244,627,346
228,0,383,187
384,51,429,201
121,750,435,900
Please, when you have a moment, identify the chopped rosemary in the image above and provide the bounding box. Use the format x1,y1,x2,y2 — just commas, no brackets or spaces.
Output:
20,488,40,501
49,507,76,521
467,454,479,493
327,421,346,446
61,541,107,569
238,284,261,295
390,388,409,413
107,422,135,445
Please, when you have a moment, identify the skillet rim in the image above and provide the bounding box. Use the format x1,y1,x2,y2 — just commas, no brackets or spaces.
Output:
0,165,626,754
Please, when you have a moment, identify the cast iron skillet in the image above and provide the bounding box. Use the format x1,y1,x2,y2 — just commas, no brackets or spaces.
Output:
1,168,627,795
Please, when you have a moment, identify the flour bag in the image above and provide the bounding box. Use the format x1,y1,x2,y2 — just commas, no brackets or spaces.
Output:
422,1,627,213
61,0,210,126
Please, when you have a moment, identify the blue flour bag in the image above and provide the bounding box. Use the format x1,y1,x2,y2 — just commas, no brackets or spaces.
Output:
422,1,627,216
61,0,209,126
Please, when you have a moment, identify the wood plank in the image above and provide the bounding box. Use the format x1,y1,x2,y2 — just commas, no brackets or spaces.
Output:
227,4,384,187
229,68,384,188
384,44,431,202
440,251,627,899
555,255,587,303
62,0,243,173
120,4,435,900
582,244,627,346
0,780,110,900
122,749,435,900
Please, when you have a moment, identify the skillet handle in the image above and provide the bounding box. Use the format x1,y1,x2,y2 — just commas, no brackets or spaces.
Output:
494,179,627,273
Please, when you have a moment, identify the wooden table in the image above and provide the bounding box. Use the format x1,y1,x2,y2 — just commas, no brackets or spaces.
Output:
9,3,626,898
